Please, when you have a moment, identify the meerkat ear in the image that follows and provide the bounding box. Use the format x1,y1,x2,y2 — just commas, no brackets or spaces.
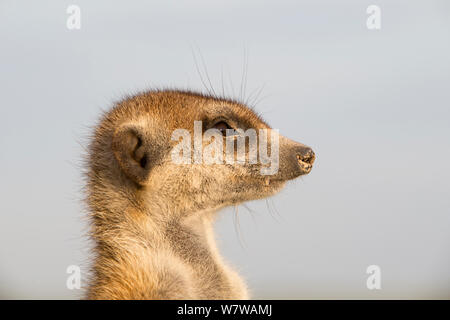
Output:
112,125,150,185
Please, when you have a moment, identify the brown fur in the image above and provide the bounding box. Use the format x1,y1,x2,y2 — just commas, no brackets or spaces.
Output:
84,89,314,299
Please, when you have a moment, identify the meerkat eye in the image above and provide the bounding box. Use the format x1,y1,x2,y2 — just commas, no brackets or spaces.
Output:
212,121,233,135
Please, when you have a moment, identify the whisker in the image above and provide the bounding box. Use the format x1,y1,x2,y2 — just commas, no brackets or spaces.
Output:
233,205,246,249
269,198,284,222
265,198,279,223
196,46,217,98
246,83,266,107
191,46,213,96
242,203,257,226
220,65,226,98
227,68,236,101
252,91,271,108
243,46,249,103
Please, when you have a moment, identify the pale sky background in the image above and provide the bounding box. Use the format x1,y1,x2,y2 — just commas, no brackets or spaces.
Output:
0,0,449,299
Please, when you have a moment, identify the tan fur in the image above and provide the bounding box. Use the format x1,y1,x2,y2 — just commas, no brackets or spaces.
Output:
84,90,314,299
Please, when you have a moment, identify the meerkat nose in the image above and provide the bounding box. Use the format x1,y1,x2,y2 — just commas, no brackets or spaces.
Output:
297,148,315,165
296,147,315,172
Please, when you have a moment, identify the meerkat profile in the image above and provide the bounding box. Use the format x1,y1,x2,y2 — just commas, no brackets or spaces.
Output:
84,89,315,299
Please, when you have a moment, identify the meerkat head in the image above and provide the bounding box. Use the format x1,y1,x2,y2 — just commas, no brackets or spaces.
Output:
89,90,315,217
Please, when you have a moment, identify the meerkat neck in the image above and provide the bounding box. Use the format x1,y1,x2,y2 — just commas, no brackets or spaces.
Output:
88,181,218,258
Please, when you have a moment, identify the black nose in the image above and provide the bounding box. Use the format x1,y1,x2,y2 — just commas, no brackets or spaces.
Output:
296,147,315,171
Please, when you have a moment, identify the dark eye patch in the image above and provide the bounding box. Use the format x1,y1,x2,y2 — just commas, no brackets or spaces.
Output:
212,121,231,132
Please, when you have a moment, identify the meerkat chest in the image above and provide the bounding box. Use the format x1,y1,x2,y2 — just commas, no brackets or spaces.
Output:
187,251,248,299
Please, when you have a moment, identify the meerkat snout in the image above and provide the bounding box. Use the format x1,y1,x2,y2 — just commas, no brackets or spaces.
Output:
296,146,315,174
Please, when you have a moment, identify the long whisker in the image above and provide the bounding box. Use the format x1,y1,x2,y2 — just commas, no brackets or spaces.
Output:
242,203,257,226
243,46,249,103
220,65,226,98
191,46,213,96
269,198,284,222
252,91,271,109
265,199,279,223
196,46,217,98
246,83,266,107
233,205,246,249
227,67,236,101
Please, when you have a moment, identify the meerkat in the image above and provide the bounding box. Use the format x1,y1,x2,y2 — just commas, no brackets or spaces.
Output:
84,89,315,299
